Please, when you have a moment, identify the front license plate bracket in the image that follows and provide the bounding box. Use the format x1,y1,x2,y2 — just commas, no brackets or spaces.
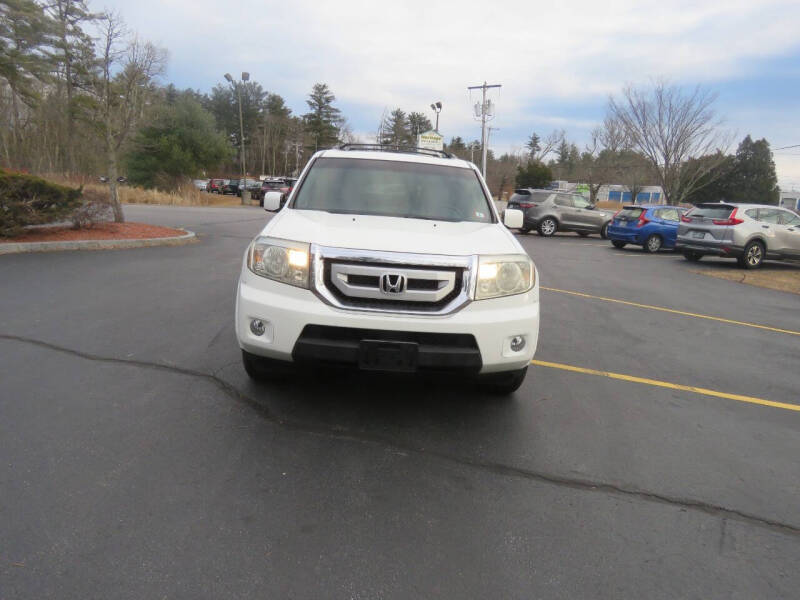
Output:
358,340,419,372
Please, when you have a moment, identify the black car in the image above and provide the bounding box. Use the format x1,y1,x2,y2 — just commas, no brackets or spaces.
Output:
220,179,238,195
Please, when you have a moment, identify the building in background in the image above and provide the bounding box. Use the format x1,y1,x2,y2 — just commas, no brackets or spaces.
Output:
779,190,800,213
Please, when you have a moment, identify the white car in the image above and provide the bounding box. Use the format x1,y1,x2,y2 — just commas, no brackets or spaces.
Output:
235,145,540,394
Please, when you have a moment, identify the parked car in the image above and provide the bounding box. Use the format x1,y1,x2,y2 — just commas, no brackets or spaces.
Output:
607,205,685,252
676,203,800,268
208,179,227,194
221,179,239,195
507,188,613,237
251,178,285,204
193,179,209,191
230,178,260,197
236,145,540,395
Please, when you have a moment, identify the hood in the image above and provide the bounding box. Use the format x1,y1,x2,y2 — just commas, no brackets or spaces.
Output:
260,209,521,256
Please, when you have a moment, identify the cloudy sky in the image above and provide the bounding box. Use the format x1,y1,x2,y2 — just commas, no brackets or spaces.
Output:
98,0,800,189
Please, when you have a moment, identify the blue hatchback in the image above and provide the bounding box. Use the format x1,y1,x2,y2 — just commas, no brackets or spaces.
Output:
606,205,685,252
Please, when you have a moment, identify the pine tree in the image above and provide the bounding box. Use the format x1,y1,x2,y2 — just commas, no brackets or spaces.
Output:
47,0,98,171
379,108,411,147
303,82,341,152
728,136,779,204
0,0,56,166
407,112,432,138
526,132,541,157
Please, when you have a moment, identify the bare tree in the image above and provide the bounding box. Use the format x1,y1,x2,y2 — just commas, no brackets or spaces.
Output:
608,81,732,205
93,12,165,221
527,129,564,162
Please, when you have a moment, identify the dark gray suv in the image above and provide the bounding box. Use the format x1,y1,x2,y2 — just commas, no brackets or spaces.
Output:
507,189,614,238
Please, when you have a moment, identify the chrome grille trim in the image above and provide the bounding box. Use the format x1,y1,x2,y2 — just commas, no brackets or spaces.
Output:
310,244,476,316
330,263,456,302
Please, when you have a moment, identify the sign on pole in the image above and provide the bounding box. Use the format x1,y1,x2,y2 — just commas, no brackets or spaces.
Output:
418,130,444,152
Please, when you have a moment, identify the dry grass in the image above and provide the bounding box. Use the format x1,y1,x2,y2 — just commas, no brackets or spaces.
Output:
595,201,623,211
41,174,256,207
693,264,800,295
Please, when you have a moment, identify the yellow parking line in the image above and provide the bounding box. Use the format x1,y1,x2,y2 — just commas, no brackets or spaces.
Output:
541,287,800,337
530,360,800,412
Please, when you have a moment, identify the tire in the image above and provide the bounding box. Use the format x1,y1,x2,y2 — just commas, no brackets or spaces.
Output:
612,240,626,249
683,250,702,262
538,218,557,237
644,234,663,253
739,240,765,269
600,223,609,239
242,350,290,381
519,226,531,234
479,366,528,395
577,232,590,237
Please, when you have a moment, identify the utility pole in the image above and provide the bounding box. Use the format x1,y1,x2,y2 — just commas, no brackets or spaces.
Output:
467,81,501,179
225,71,250,205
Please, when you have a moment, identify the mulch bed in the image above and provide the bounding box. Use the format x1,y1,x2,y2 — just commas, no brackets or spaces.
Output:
1,222,186,243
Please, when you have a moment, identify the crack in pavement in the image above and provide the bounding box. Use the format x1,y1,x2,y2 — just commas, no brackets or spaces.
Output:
2,331,799,538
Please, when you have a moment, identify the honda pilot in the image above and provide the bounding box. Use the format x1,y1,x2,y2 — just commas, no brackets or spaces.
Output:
236,145,540,394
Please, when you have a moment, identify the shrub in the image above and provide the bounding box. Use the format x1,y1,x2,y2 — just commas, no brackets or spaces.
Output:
0,169,83,237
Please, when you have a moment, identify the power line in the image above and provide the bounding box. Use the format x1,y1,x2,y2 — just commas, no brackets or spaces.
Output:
773,144,800,151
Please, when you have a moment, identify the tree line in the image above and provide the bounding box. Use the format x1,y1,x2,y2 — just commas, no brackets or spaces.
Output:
501,82,780,206
1,1,780,213
0,0,349,220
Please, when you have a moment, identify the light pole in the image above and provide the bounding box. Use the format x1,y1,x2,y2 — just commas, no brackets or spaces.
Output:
430,101,442,132
225,71,249,205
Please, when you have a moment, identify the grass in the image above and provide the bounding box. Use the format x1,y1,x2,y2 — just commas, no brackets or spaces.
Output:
693,262,800,295
41,174,258,207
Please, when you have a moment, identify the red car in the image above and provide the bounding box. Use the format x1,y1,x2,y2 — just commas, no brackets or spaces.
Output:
207,178,226,194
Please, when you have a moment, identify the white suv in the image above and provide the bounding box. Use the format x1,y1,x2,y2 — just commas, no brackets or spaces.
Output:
235,145,539,394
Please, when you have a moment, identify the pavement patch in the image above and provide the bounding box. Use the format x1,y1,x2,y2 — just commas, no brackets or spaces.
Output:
531,359,800,413
541,286,800,337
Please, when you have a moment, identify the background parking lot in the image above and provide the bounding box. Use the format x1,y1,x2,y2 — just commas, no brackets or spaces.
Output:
1,205,798,599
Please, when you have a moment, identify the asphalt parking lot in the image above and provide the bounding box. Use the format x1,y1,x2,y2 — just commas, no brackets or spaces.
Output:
1,204,798,599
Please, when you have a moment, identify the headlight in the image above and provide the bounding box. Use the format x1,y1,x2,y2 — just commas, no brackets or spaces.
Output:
475,254,535,299
248,236,310,288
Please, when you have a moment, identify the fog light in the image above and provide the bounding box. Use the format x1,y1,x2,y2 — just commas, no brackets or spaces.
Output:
510,335,526,352
250,319,266,336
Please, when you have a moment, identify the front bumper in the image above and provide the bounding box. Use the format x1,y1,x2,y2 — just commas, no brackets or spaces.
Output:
235,267,540,374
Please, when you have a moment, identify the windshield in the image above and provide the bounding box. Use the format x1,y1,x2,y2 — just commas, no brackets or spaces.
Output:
618,207,643,219
292,157,493,223
689,205,735,219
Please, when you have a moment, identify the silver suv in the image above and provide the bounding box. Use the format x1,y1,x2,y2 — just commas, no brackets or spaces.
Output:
507,189,614,238
676,203,800,268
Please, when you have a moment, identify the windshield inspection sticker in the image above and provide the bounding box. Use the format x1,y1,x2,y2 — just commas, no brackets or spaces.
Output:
475,211,486,218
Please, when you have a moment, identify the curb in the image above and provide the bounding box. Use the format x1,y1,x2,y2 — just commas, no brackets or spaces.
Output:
0,229,197,255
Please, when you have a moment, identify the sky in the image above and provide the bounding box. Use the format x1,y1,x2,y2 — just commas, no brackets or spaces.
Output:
96,0,800,190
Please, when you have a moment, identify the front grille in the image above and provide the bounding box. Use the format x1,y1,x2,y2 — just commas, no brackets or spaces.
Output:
292,325,482,373
323,259,464,311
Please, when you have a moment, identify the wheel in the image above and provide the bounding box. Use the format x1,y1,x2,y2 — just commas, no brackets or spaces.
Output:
739,240,764,269
241,350,290,381
612,240,626,249
538,218,557,237
683,250,702,262
479,366,528,395
577,232,590,237
644,234,663,253
600,223,609,239
519,226,531,234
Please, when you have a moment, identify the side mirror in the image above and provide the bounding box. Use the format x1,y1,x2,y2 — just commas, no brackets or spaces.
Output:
504,208,524,229
263,191,283,212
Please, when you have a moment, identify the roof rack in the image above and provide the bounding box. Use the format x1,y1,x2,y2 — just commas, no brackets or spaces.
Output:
337,143,452,159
